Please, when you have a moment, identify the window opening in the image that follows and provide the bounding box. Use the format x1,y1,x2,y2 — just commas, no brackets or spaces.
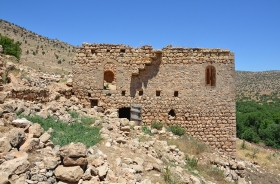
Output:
107,49,110,53
156,90,161,96
88,93,91,97
104,70,114,90
91,49,96,55
139,90,143,96
174,91,178,97
122,91,126,96
90,99,98,108
119,107,130,120
120,49,125,53
168,109,176,119
205,65,216,86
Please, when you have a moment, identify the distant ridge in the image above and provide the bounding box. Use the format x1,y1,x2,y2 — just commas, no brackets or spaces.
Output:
0,19,76,74
235,70,280,101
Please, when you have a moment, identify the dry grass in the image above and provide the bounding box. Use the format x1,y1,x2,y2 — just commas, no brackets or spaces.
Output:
237,139,280,173
161,135,209,156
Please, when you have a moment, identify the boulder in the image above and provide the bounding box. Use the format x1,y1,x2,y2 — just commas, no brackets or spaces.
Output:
8,128,25,147
0,137,11,153
0,172,9,184
59,142,87,157
43,156,59,170
0,92,7,104
12,118,33,128
19,138,40,152
54,165,84,182
0,157,30,176
29,123,44,138
63,156,87,166
96,162,108,178
39,132,51,143
66,78,73,87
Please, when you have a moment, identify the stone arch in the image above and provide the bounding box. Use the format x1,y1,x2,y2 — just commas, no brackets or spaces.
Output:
205,65,216,86
104,70,114,83
103,60,117,90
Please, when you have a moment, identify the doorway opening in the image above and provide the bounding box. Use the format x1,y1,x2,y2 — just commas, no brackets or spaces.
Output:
119,107,131,120
90,99,98,108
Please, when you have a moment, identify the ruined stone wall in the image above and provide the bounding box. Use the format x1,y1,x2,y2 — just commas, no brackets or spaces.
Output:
8,87,50,102
72,43,236,158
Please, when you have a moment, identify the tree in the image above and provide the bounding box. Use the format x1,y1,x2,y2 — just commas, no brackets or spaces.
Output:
0,34,21,59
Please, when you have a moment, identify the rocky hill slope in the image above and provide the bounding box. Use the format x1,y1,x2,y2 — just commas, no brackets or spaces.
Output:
0,19,75,75
235,70,280,101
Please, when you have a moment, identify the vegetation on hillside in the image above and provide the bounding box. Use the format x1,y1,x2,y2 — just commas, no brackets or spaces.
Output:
21,114,101,147
0,33,21,59
236,93,280,148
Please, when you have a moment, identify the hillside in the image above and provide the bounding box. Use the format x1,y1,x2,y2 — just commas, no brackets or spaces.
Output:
235,70,280,101
0,19,75,74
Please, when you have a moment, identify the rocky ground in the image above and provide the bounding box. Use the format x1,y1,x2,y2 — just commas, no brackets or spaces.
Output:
0,52,279,184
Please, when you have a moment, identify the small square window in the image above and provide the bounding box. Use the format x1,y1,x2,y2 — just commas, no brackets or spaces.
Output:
174,91,178,97
90,99,98,108
156,91,161,96
88,93,91,97
91,49,96,54
120,49,125,53
139,91,143,96
107,49,110,53
122,91,126,96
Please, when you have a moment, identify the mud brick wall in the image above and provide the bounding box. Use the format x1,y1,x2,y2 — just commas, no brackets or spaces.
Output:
72,43,236,158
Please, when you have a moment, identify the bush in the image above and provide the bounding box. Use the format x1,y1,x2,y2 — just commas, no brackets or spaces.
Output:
0,34,21,59
168,125,186,136
151,120,163,130
185,155,198,169
68,111,79,119
142,126,153,136
21,115,101,147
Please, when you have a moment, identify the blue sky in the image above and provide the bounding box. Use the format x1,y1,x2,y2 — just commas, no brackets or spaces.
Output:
0,0,279,71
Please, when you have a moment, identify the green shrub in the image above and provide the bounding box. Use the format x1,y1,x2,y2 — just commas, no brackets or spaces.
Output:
185,155,198,169
68,111,79,119
142,126,153,136
81,116,97,126
151,120,163,130
21,115,101,147
0,34,21,59
168,125,186,136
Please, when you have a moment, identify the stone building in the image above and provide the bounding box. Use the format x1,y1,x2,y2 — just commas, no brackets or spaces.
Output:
72,43,236,158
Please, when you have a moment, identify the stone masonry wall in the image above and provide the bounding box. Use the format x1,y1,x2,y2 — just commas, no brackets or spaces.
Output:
72,43,236,158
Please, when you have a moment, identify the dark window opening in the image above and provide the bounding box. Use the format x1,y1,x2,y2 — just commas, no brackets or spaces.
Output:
107,49,110,53
120,49,125,53
91,49,96,55
90,99,98,108
174,91,178,97
122,91,126,96
156,90,161,96
205,65,216,86
139,91,143,96
88,93,91,97
119,107,130,120
168,109,176,118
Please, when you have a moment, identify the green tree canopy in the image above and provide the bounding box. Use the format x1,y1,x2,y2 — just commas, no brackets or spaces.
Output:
0,34,21,59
